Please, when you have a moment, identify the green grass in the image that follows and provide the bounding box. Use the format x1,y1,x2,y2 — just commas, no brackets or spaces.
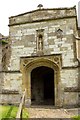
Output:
0,105,29,119
72,116,80,120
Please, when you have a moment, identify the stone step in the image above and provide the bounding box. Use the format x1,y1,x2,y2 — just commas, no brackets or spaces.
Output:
26,106,79,118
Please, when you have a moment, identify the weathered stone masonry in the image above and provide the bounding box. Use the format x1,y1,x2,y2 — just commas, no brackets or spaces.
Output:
0,6,80,107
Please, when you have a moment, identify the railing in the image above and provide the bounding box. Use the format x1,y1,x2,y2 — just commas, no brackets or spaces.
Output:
16,88,26,120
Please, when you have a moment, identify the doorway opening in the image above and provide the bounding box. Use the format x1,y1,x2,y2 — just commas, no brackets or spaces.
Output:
31,66,55,105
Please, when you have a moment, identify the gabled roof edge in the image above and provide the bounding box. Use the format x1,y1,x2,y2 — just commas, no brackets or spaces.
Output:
9,6,76,18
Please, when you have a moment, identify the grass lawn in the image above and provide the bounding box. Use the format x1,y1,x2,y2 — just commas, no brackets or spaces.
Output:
72,116,80,120
0,105,29,119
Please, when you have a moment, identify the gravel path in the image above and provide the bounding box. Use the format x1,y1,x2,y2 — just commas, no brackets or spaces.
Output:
27,106,79,118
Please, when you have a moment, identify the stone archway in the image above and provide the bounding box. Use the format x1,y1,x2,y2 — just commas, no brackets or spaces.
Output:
20,55,62,107
31,66,55,105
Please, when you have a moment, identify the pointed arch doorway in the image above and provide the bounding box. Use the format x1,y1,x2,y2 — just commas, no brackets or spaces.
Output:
21,56,62,107
31,66,55,105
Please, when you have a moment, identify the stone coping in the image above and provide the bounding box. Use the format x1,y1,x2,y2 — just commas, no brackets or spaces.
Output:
9,16,77,26
10,6,76,18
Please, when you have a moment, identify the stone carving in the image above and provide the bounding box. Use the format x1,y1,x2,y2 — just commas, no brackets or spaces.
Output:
36,29,44,55
21,55,61,71
38,34,43,51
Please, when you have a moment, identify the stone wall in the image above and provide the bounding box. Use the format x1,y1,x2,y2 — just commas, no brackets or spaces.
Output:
0,94,21,105
1,7,79,107
2,44,11,71
0,72,3,92
0,72,22,105
3,72,22,91
9,17,78,70
78,40,80,59
61,68,79,106
0,45,2,72
61,68,78,88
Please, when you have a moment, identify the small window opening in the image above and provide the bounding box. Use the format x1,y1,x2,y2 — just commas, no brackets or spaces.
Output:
56,28,63,38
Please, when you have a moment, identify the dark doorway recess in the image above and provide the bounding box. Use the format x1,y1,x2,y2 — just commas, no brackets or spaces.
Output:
31,66,55,105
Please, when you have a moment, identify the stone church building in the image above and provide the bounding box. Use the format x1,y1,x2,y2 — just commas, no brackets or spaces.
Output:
0,5,80,107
